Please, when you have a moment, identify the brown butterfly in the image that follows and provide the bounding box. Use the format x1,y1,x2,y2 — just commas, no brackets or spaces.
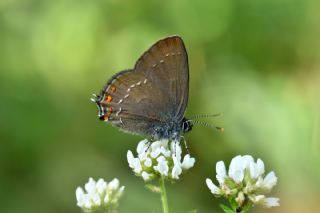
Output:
92,36,222,140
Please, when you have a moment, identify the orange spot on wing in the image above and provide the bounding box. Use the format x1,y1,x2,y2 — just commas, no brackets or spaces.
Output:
103,107,113,120
111,86,116,92
105,95,112,102
103,114,109,121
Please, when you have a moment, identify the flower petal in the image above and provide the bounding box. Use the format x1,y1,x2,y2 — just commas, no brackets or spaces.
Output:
228,155,243,177
256,158,265,176
108,178,120,190
118,186,125,195
263,171,277,190
250,195,280,208
96,178,107,194
160,146,171,157
229,169,244,183
181,154,195,169
172,164,182,179
132,158,142,173
82,194,92,208
141,171,151,181
206,178,220,195
242,155,254,170
150,148,161,159
76,187,84,203
263,197,280,208
84,178,96,194
127,151,135,168
249,162,259,179
216,161,227,184
144,157,152,167
137,140,147,154
92,193,101,205
154,157,169,176
249,195,265,204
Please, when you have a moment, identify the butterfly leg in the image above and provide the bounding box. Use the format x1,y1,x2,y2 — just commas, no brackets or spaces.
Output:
144,139,152,153
180,136,190,155
173,140,180,156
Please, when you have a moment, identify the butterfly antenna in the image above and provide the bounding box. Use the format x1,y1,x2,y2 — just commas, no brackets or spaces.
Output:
90,94,99,103
187,119,224,132
189,113,223,119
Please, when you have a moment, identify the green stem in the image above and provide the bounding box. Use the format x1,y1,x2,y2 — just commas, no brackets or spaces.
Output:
159,176,169,213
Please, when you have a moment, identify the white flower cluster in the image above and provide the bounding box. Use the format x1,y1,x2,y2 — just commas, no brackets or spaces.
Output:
206,155,279,209
127,139,195,181
76,177,124,213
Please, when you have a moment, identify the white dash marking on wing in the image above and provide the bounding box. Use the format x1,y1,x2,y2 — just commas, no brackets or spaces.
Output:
116,107,122,117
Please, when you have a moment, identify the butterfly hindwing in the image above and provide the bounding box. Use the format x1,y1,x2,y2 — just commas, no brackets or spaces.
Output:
98,69,163,135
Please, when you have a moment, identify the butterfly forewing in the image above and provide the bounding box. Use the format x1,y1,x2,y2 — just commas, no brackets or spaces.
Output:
134,36,189,121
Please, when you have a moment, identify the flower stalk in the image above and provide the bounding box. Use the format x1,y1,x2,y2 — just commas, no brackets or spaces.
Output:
160,176,169,213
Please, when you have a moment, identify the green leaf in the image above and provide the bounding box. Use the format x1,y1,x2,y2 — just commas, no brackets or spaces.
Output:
188,209,198,213
220,204,235,213
228,197,238,210
240,202,253,213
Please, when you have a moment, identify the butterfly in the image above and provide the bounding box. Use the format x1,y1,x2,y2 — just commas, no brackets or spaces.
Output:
91,36,222,141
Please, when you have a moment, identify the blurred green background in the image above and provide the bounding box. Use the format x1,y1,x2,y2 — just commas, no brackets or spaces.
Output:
1,0,320,212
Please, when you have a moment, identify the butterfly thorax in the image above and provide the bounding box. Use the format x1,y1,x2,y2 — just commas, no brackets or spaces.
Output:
151,117,192,140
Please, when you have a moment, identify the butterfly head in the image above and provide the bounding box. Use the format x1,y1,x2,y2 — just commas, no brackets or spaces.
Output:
181,117,193,134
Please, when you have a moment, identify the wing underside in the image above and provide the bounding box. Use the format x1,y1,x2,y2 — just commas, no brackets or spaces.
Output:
95,36,189,136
